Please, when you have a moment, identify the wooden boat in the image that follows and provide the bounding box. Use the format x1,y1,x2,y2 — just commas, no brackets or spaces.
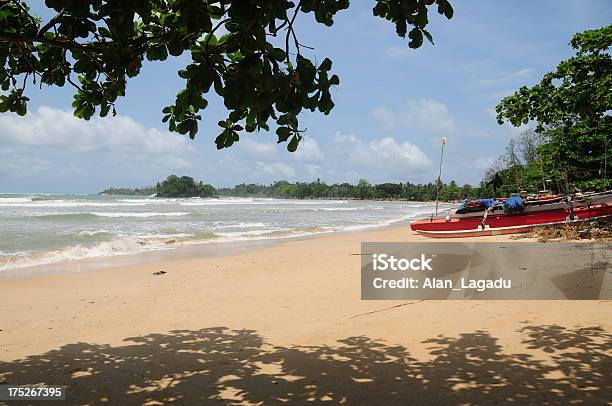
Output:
410,201,612,238
415,137,611,238
452,191,612,219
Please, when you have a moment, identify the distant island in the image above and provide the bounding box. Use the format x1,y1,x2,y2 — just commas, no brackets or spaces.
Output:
100,175,215,198
100,175,488,202
98,186,157,196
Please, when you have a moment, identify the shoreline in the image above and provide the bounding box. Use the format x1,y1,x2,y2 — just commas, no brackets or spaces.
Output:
0,223,610,404
1,195,452,279
0,213,439,280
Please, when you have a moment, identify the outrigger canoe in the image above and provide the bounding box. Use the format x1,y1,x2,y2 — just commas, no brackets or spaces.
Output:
410,193,612,238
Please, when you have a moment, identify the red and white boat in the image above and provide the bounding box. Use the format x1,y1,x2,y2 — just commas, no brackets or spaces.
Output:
410,191,612,238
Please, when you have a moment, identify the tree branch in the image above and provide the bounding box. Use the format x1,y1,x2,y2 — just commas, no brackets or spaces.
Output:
0,34,120,86
0,34,86,53
8,0,38,28
285,1,302,63
66,74,82,91
37,9,65,36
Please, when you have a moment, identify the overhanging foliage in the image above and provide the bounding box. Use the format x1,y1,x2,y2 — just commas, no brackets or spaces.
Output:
0,0,453,151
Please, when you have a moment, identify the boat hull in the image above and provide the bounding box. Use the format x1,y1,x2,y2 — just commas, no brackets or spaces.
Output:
410,203,612,238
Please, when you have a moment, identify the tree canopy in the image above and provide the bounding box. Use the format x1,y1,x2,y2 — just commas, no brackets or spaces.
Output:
495,25,611,190
219,178,475,201
0,0,453,151
155,175,216,197
101,175,483,201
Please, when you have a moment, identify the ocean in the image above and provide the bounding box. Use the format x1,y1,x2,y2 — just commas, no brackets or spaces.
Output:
0,194,439,274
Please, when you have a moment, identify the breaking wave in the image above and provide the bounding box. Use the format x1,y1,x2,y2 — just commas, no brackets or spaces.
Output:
0,194,438,273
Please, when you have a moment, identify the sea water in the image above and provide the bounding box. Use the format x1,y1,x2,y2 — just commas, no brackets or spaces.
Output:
0,194,439,273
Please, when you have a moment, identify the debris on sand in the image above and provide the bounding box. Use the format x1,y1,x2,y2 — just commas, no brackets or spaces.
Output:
153,270,167,276
518,220,612,241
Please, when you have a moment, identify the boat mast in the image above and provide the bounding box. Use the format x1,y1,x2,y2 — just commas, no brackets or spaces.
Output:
604,139,608,191
539,155,546,193
434,137,447,216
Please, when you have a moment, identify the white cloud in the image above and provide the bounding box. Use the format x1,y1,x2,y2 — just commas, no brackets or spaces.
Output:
0,107,96,151
459,60,535,89
304,164,323,178
484,107,497,119
473,156,495,171
0,148,51,177
0,106,194,157
332,132,431,173
213,132,432,186
372,106,396,129
239,138,277,159
485,106,531,137
332,132,359,144
404,99,455,132
372,99,455,133
384,46,419,59
255,162,296,179
0,106,437,190
370,137,431,168
294,138,324,163
0,106,197,189
474,67,534,87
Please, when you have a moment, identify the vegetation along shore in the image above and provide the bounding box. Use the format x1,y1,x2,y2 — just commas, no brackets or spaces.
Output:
100,175,491,201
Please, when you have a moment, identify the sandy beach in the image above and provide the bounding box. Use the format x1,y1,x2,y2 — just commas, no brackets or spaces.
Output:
0,225,610,405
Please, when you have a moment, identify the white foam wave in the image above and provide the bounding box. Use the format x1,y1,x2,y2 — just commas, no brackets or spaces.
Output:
0,200,149,208
135,232,195,240
216,228,289,238
179,198,351,206
0,232,209,271
92,212,190,218
0,238,145,271
0,197,34,204
280,200,349,205
308,206,384,211
74,229,115,237
116,198,158,203
0,198,438,272
334,209,435,232
178,198,259,206
214,222,267,229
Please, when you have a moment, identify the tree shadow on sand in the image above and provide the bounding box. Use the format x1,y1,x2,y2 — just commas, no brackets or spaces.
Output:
0,324,609,405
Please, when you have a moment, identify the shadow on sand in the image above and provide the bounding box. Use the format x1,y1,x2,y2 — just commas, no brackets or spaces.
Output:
0,324,610,405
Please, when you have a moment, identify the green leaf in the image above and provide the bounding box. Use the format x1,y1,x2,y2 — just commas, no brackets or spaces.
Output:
270,48,286,62
287,134,300,152
319,58,332,71
276,126,290,142
100,104,111,117
437,0,454,19
408,28,424,49
277,114,289,125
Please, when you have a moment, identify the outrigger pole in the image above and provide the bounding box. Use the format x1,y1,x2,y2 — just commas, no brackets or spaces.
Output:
434,137,447,216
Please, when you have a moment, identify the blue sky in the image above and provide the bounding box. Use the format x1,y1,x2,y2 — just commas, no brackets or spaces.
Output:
1,1,610,193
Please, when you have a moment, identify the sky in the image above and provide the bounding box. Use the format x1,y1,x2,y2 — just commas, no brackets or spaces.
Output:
1,1,610,193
